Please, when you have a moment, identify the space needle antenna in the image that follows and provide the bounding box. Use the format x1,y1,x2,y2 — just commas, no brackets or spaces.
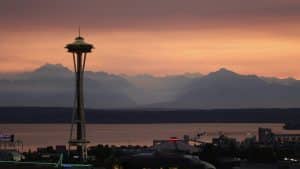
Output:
78,26,81,37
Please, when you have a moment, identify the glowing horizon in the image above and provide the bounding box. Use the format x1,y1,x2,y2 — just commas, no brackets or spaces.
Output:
1,0,300,78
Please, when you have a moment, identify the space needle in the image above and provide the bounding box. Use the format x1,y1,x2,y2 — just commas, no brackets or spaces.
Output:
65,29,94,161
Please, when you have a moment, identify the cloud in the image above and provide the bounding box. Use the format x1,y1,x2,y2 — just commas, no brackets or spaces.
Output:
1,0,300,30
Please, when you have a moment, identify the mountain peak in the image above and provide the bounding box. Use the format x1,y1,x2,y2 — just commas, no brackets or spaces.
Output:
208,68,238,77
34,63,71,73
218,67,235,73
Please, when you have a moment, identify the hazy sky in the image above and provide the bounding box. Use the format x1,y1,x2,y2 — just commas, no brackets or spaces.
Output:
1,0,300,78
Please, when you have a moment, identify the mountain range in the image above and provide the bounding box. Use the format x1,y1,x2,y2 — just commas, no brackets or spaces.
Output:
0,64,299,109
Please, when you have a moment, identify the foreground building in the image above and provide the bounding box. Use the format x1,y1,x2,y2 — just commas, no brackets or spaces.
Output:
258,128,300,144
112,137,215,169
113,152,216,169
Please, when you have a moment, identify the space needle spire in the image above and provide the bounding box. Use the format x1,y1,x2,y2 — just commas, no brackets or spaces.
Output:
78,26,81,37
65,29,94,161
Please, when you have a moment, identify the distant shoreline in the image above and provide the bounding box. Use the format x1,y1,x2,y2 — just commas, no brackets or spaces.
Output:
0,107,299,124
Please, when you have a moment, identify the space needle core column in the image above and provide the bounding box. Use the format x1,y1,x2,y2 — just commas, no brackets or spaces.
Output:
65,30,94,161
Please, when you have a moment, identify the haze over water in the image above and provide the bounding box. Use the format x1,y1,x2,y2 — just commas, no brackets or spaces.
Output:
1,123,300,151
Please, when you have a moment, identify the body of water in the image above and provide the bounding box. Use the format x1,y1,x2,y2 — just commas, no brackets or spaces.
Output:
0,123,299,151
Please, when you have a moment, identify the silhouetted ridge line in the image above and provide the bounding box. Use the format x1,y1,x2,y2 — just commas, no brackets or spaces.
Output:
0,64,300,109
0,107,300,123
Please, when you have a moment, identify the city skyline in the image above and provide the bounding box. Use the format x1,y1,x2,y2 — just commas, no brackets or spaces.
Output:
1,0,300,78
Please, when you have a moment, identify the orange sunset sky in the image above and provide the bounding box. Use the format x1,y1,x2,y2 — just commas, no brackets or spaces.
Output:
0,0,300,78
